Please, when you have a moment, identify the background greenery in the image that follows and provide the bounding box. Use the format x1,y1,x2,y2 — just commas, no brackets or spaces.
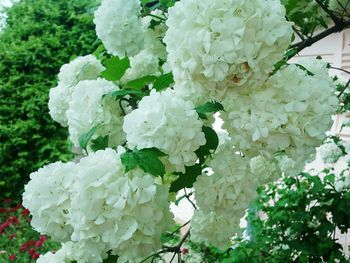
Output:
0,0,100,198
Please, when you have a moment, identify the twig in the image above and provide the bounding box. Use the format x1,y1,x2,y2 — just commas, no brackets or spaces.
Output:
167,220,190,237
288,18,350,59
292,25,305,41
337,78,350,98
330,66,350,75
184,188,197,210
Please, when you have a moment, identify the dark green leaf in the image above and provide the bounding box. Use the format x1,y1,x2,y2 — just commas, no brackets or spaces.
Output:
103,255,119,263
170,164,202,192
125,75,157,90
202,126,219,151
79,125,103,151
104,89,143,99
153,72,174,91
160,0,176,7
120,148,166,177
101,56,130,81
195,101,224,117
90,135,109,152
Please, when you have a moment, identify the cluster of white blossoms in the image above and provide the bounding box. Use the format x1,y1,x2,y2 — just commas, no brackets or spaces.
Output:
25,0,341,259
123,89,206,172
318,141,343,164
222,60,338,173
66,78,126,149
164,0,293,104
22,161,76,242
24,149,173,263
191,142,260,249
48,55,105,127
94,0,144,57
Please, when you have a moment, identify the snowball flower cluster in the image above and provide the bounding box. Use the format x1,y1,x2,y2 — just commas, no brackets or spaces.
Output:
318,142,343,164
164,0,293,103
222,60,338,169
23,149,173,262
191,143,259,249
48,55,105,126
94,0,144,57
66,78,126,149
123,89,206,172
22,161,76,242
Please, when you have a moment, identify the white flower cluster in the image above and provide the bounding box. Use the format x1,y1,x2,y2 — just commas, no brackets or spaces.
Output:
335,170,350,192
318,142,343,164
48,55,105,127
191,143,259,249
66,78,126,149
164,0,293,104
123,89,206,172
23,148,173,262
94,0,144,57
222,60,338,171
122,10,168,82
22,161,76,242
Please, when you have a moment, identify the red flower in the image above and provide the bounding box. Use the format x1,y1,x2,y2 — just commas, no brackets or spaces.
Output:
30,251,40,259
28,248,36,256
22,209,30,216
181,247,189,255
39,235,47,242
27,240,36,246
9,234,17,240
0,208,7,213
20,243,28,252
9,254,16,261
35,240,43,247
8,216,19,225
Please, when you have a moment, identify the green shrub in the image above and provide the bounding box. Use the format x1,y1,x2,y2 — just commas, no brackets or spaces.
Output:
0,0,100,198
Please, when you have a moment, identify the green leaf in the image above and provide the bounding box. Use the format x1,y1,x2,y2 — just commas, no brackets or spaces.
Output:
90,135,109,152
79,125,103,151
170,164,202,192
160,0,176,8
104,89,143,100
141,0,155,6
103,255,119,263
120,148,166,177
195,101,224,117
295,63,315,76
202,126,219,151
153,72,174,91
125,75,157,90
101,56,130,81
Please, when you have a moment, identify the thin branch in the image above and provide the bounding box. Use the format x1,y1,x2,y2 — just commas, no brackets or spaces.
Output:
292,25,305,41
288,19,350,60
184,188,197,210
167,220,190,237
330,66,350,75
337,78,350,98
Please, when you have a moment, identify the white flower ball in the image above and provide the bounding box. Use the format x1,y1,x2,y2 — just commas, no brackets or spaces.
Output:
22,161,77,242
68,149,173,262
318,142,343,164
66,78,126,149
94,0,144,57
121,49,160,82
48,55,104,126
48,84,71,127
191,210,237,250
222,62,338,167
36,251,66,263
60,241,108,263
123,89,206,172
164,0,292,103
58,55,105,88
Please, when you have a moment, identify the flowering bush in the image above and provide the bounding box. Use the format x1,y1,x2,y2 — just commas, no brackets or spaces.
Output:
20,0,350,262
0,199,59,262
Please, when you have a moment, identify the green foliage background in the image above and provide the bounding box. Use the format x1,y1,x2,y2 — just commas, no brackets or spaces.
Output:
0,0,100,198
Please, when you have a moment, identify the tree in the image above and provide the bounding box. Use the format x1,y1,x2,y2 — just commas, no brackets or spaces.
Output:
0,0,100,198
